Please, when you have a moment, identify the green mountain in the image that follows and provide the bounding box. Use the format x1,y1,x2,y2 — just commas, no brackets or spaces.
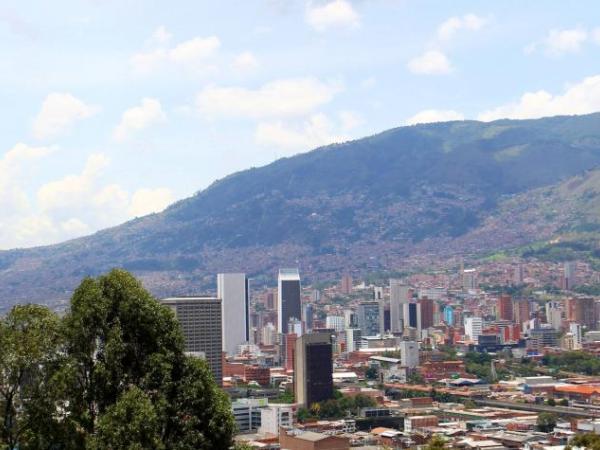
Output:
4,113,600,308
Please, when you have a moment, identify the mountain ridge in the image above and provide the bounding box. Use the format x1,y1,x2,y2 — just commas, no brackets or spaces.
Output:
4,113,600,308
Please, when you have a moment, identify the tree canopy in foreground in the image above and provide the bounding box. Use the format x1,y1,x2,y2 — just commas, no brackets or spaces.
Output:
0,269,235,449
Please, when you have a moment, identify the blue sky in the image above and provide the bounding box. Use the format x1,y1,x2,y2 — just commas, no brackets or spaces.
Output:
2,0,600,249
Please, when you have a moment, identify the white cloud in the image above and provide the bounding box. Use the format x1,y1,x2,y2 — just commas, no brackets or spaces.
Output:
113,98,166,141
151,25,172,45
32,93,96,140
306,0,360,32
0,143,53,213
407,50,452,75
129,188,174,217
406,109,464,125
527,27,589,56
232,51,260,72
593,28,600,45
437,13,487,41
255,109,365,151
37,153,110,212
197,77,342,119
131,29,220,74
478,75,600,121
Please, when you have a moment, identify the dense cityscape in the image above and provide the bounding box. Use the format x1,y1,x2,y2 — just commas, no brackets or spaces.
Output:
154,258,600,449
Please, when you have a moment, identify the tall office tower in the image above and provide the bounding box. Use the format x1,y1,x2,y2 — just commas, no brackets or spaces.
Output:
344,309,357,329
464,316,483,341
217,273,249,356
373,286,384,300
278,269,302,334
513,264,524,284
303,303,314,332
569,323,583,349
262,322,277,345
383,303,391,332
399,340,419,369
345,328,362,353
419,296,434,330
284,333,297,371
326,315,345,332
545,301,563,331
513,299,530,324
161,296,223,385
357,301,381,337
402,301,422,334
340,274,353,295
288,318,303,336
311,289,321,303
443,305,455,326
497,294,514,321
462,269,477,290
390,279,410,333
563,262,577,290
294,332,333,408
266,291,275,310
567,297,596,329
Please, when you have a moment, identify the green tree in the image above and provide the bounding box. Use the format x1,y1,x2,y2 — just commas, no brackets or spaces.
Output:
60,269,235,449
88,386,163,450
566,433,600,450
424,434,446,449
0,304,63,450
537,412,557,432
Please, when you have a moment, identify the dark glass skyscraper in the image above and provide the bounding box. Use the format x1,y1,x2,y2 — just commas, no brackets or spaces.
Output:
294,332,333,407
278,268,301,334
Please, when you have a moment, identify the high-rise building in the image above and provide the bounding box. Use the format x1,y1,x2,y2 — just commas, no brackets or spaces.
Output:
217,273,249,356
569,322,583,349
294,332,333,408
497,294,514,322
403,302,421,334
340,274,353,295
373,286,384,300
326,315,345,332
463,269,477,290
278,269,302,334
545,301,563,331
303,303,314,333
357,301,381,337
266,291,275,310
419,296,434,330
566,297,596,329
343,309,357,329
464,317,483,341
390,279,409,333
284,333,297,371
262,322,277,346
399,340,419,369
513,299,530,325
345,328,362,353
563,262,577,291
513,264,524,285
443,305,454,326
161,296,223,385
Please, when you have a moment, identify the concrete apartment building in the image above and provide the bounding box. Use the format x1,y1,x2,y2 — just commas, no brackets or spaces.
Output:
160,296,223,385
217,272,249,356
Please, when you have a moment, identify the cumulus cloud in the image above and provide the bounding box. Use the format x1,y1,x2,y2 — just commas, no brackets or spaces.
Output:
197,77,342,119
478,75,600,121
255,109,364,151
526,27,590,56
232,51,260,72
129,188,174,217
437,13,487,41
407,50,452,75
306,0,360,32
131,27,220,74
113,98,166,141
32,93,96,140
406,109,465,125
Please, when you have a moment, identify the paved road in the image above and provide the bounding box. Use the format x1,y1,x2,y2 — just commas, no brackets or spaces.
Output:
474,399,600,418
